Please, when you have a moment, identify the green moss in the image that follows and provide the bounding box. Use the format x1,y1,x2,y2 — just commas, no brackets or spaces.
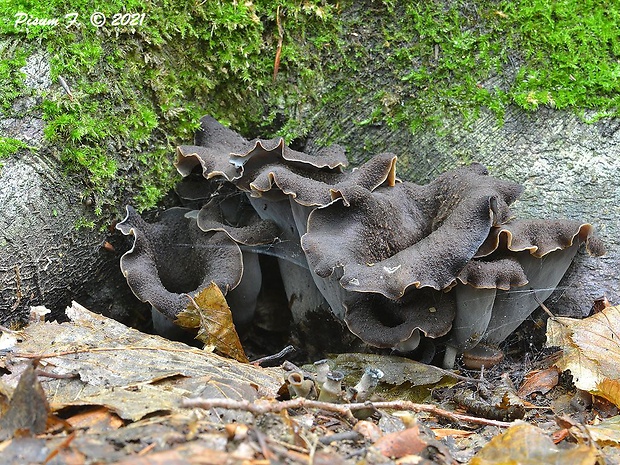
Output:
0,46,27,111
317,0,620,138
74,217,95,230
502,0,620,112
0,137,28,158
1,0,338,213
0,136,29,170
0,0,618,215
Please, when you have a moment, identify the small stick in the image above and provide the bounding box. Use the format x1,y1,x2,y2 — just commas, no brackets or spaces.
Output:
533,290,555,318
252,345,296,366
58,75,74,100
181,397,514,428
43,431,76,464
434,366,488,384
0,324,20,334
273,6,284,81
319,430,362,444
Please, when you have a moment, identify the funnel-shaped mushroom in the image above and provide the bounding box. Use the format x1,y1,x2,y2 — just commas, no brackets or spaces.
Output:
117,116,604,367
116,206,259,331
443,220,603,368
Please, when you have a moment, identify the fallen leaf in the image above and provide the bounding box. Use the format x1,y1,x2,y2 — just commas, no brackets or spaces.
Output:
0,361,50,440
65,406,124,433
373,423,431,459
586,415,620,446
175,283,249,363
546,305,620,407
3,302,282,423
470,422,599,465
327,353,454,403
517,367,560,397
332,353,450,387
354,420,382,442
0,332,18,351
431,428,474,439
372,422,452,461
596,378,620,408
592,393,619,417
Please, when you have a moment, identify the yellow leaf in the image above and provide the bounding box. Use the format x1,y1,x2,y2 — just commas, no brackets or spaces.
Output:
546,305,620,407
595,378,620,407
175,283,249,363
470,422,598,465
586,415,620,446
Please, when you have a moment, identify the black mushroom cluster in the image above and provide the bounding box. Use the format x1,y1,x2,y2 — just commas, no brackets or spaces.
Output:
117,116,604,368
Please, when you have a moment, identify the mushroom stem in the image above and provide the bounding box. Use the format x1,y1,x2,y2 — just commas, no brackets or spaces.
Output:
353,367,384,403
318,370,344,403
314,359,330,385
442,345,459,370
394,329,422,353
287,371,316,399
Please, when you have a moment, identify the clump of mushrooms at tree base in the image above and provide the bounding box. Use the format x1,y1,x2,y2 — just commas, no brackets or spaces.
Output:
117,116,604,369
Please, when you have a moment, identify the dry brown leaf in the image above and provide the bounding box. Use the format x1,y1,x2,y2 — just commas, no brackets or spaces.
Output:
2,302,281,423
517,367,560,397
0,361,50,440
586,415,620,446
65,406,124,433
175,283,249,363
470,422,599,465
546,305,620,407
372,423,431,459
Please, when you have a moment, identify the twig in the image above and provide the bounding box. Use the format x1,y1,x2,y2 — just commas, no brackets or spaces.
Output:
181,397,514,428
273,6,284,81
43,431,76,464
533,290,555,318
0,324,20,334
13,345,217,360
434,366,488,384
319,430,362,444
252,345,296,366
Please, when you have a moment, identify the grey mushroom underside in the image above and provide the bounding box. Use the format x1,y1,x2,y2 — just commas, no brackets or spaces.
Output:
247,196,333,327
225,251,262,327
147,250,259,334
117,207,264,339
118,208,240,317
481,243,580,345
289,199,349,321
443,242,580,368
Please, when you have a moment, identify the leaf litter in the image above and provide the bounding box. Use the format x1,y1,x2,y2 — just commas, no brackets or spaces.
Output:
175,282,249,363
547,304,620,407
0,302,620,463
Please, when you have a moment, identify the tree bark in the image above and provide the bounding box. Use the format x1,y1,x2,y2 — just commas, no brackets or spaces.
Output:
0,46,149,327
0,149,148,326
